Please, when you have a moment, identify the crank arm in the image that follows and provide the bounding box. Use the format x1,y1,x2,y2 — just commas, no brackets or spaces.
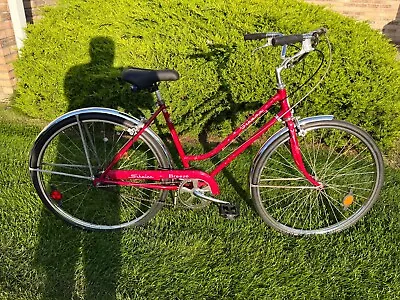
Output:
193,190,230,204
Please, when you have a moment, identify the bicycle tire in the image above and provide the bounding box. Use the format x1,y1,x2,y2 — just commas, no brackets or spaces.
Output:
251,120,384,235
30,113,170,230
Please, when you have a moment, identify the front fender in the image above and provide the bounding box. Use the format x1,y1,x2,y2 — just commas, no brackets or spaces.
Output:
31,107,174,168
249,115,334,195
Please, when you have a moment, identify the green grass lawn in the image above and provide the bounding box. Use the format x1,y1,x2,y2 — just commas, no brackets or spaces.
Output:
1,103,400,299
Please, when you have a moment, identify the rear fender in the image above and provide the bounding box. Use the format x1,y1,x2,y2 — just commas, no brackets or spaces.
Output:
30,107,174,169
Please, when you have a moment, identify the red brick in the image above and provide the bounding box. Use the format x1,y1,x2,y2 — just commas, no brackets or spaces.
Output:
0,46,13,57
0,69,14,80
0,47,11,58
0,20,12,31
0,52,18,64
0,62,13,72
1,86,15,94
0,37,16,48
0,0,58,101
344,3,368,7
0,12,11,22
3,80,15,88
0,29,14,39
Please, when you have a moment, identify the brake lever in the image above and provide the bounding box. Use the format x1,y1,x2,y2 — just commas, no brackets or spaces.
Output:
252,32,283,53
252,38,273,53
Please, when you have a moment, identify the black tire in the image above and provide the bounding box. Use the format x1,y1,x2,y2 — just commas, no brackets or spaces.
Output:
251,120,384,235
30,113,170,230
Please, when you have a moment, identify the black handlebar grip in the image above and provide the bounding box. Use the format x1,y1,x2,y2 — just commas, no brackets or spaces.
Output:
271,34,304,46
244,33,268,41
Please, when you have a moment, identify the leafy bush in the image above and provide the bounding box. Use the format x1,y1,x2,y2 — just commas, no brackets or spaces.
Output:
14,0,400,149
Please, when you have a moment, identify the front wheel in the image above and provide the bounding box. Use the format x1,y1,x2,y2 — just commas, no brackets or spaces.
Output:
251,120,384,235
30,113,170,230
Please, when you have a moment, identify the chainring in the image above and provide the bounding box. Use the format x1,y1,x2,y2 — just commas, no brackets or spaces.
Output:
178,179,211,209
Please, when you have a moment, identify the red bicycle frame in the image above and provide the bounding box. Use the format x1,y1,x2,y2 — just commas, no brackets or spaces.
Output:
95,88,321,194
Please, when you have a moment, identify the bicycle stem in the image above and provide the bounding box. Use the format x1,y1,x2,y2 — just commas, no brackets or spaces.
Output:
275,38,314,89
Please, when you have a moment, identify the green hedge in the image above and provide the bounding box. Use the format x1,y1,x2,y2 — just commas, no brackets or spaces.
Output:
14,0,400,149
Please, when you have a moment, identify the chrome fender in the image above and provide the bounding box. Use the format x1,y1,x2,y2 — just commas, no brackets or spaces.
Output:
31,107,174,168
249,115,334,195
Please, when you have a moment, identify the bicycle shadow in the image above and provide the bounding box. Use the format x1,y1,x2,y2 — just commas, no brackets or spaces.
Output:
187,44,264,209
34,36,155,300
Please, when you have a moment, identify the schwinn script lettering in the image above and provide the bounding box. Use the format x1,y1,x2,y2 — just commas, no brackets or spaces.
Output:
240,110,265,130
129,174,153,179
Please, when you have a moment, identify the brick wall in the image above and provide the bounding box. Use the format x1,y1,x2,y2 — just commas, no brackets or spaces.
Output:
304,0,400,44
0,0,17,102
24,0,56,23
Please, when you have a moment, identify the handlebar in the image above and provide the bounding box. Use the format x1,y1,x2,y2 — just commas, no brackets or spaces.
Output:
243,28,329,87
272,34,304,46
244,32,281,41
244,28,327,46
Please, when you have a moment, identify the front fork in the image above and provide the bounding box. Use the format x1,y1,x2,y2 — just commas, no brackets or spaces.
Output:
286,118,323,188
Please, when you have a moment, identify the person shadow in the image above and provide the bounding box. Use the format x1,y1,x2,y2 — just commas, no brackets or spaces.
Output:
34,36,154,299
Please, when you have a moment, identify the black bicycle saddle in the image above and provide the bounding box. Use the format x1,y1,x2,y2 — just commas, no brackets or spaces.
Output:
121,68,180,90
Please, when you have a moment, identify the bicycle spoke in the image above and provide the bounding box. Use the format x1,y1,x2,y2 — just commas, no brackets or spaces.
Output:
83,122,101,167
284,190,313,228
320,139,362,179
105,129,127,167
324,159,374,184
326,184,367,203
321,189,351,216
327,182,373,191
264,188,306,208
276,189,310,223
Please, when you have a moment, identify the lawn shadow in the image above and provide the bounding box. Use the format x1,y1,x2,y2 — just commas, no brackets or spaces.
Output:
34,36,155,299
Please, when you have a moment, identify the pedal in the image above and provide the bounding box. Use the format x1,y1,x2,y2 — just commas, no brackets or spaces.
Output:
219,203,240,220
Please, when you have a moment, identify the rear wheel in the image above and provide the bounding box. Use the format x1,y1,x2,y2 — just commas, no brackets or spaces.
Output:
251,120,384,235
30,113,170,230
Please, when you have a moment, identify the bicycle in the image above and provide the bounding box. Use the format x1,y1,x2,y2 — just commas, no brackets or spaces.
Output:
29,28,384,235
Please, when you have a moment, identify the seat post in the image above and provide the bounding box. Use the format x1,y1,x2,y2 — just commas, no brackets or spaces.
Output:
154,87,165,106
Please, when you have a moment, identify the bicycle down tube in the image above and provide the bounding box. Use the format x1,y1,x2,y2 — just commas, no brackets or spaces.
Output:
96,87,322,192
